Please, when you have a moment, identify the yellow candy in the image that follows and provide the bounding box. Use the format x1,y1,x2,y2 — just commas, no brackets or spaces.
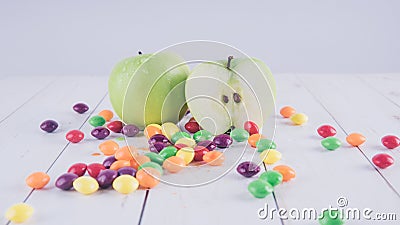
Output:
175,137,196,148
73,176,99,195
290,113,308,125
112,175,139,194
161,122,180,140
5,203,34,223
259,149,282,164
176,147,195,165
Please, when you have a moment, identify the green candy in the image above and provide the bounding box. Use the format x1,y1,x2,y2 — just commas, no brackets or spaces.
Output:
193,130,213,142
319,209,344,225
159,146,178,159
89,115,106,127
248,180,274,198
171,132,191,143
145,152,165,165
256,139,277,152
259,171,283,187
230,128,250,142
321,137,341,151
138,162,163,175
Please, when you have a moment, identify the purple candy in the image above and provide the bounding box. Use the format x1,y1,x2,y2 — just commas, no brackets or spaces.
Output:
197,140,216,151
213,134,233,148
122,124,140,137
148,134,170,145
103,156,117,169
117,167,137,176
73,103,89,114
40,120,58,133
149,142,166,153
91,127,110,139
96,169,118,189
55,173,79,190
236,161,261,178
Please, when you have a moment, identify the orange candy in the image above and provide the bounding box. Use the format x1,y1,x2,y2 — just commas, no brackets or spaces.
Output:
115,146,137,161
110,160,131,170
248,134,264,148
203,151,225,166
273,165,296,182
130,155,151,170
162,156,186,173
98,110,113,122
98,140,119,156
144,124,162,139
280,106,296,118
136,167,161,188
26,172,50,189
346,133,366,147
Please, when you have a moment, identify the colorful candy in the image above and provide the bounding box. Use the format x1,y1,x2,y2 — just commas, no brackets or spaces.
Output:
138,162,164,175
248,180,273,198
259,149,282,164
346,133,366,146
40,120,58,133
197,140,217,151
66,130,84,143
5,203,34,223
213,134,233,148
25,172,50,189
130,155,151,170
73,102,89,114
321,137,341,151
98,140,119,156
161,122,180,140
102,156,117,169
98,109,113,122
107,120,124,133
203,151,225,166
67,163,87,176
176,147,195,165
259,171,283,187
89,115,106,127
372,153,394,169
273,165,296,182
193,146,210,161
381,135,400,149
113,175,139,194
162,156,186,173
96,169,118,189
55,173,78,190
148,134,170,145
73,176,99,195
248,134,264,148
290,113,308,125
144,124,163,139
318,209,344,225
122,124,140,137
280,106,296,118
149,142,167,153
91,127,110,139
193,130,213,143
256,139,277,152
145,152,165,165
171,132,191,143
175,137,196,148
317,125,337,138
159,146,178,159
185,121,200,133
87,163,106,178
135,167,161,188
115,146,137,161
244,121,259,135
110,160,131,171
117,167,137,176
236,161,260,177
230,128,250,142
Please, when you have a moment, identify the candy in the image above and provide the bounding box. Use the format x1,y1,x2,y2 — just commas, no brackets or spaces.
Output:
98,140,119,156
40,120,58,133
372,153,394,169
122,124,140,137
96,169,118,189
161,122,180,140
73,176,99,195
185,121,200,133
67,163,87,176
25,172,50,189
5,203,34,223
144,124,163,139
273,165,296,182
55,173,78,190
321,137,341,151
159,146,178,159
89,115,106,127
197,140,217,151
148,134,170,145
91,127,110,139
115,146,137,161
66,130,84,143
118,167,137,176
279,106,296,118
203,151,225,166
193,146,210,161
102,156,117,169
149,142,167,153
98,109,113,122
87,163,106,178
236,161,260,177
113,175,139,194
138,162,164,175
259,171,283,187
130,155,151,170
256,139,277,152
107,120,124,133
171,132,191,143
213,134,233,148
175,137,196,148
259,149,282,164
73,102,89,114
110,160,131,170
230,128,250,142
346,133,366,146
244,121,259,135
318,209,344,225
193,130,213,143
248,180,273,198
135,167,161,188
381,135,400,149
290,113,308,125
248,134,264,148
317,125,337,138
176,147,195,165
174,143,188,150
145,152,165,165
162,156,186,173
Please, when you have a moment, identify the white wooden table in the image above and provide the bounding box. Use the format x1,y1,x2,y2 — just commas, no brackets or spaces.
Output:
0,74,399,225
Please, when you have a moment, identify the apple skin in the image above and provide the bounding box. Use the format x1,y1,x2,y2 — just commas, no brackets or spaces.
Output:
109,52,189,129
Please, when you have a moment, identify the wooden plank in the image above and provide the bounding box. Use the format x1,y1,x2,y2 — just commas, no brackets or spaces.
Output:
357,74,400,107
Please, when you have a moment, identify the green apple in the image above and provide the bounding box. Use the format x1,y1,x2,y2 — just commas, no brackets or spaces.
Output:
109,52,190,129
185,56,276,135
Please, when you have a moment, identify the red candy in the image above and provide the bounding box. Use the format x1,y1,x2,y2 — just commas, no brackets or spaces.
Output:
244,121,259,135
185,122,200,133
372,153,394,169
317,125,337,138
67,163,87,176
107,121,124,133
66,130,84,143
381,135,400,149
87,163,106,178
193,146,210,161
175,143,187,150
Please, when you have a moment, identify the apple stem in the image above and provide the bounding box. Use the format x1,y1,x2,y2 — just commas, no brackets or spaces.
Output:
138,51,142,55
227,56,233,69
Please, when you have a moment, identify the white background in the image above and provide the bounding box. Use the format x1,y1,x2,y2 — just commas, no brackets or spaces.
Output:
0,0,399,77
